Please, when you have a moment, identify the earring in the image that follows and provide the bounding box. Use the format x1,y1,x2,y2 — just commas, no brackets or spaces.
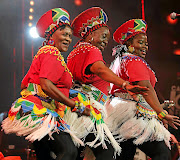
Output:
128,45,134,53
47,38,55,46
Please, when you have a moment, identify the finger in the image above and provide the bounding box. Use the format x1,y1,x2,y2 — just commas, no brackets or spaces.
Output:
131,94,139,102
169,123,178,130
173,121,180,126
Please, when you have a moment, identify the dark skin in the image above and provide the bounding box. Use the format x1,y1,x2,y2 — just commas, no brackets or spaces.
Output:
84,27,149,101
126,33,180,129
21,26,90,116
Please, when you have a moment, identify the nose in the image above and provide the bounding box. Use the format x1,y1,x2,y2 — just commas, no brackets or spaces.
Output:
66,35,72,43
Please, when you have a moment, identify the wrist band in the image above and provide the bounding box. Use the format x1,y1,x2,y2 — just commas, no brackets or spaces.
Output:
122,81,129,90
158,110,168,120
72,101,85,114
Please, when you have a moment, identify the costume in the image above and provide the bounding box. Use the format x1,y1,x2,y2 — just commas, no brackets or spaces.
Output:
64,7,121,159
105,19,171,159
1,8,81,160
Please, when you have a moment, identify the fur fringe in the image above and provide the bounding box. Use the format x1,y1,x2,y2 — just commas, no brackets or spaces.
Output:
105,98,171,149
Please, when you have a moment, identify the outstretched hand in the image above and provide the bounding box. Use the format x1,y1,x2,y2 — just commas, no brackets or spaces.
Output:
82,107,91,116
163,114,180,130
126,84,149,101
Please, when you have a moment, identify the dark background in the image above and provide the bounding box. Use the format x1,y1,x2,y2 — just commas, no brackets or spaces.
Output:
0,0,180,112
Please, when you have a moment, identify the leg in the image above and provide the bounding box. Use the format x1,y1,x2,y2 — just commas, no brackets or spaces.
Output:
85,133,115,160
49,132,78,160
116,139,136,160
138,140,171,160
33,135,53,160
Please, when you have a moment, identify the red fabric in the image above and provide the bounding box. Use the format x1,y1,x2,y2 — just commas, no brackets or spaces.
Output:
110,55,156,95
67,43,109,95
22,46,72,97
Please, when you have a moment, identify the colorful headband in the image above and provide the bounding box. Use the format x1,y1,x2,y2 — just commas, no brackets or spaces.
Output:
71,7,108,38
113,19,147,44
36,8,70,38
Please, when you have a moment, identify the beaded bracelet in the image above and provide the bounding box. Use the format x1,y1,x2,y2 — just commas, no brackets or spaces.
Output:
157,110,168,120
71,101,85,114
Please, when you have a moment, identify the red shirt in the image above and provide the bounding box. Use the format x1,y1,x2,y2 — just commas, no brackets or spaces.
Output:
110,54,157,95
67,42,109,95
22,45,73,97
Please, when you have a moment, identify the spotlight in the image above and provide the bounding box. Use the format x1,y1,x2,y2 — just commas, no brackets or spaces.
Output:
29,27,39,38
29,8,34,13
29,15,33,20
30,1,34,6
174,48,180,55
74,0,82,6
167,15,178,25
28,22,33,27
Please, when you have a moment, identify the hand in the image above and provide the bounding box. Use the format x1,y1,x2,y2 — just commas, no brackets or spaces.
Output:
164,114,180,130
82,107,91,116
126,84,149,101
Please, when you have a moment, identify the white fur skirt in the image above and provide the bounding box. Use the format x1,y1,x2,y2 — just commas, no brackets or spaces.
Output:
104,95,171,149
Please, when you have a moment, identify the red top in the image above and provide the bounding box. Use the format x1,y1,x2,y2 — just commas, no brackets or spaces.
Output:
110,54,157,95
67,42,109,95
22,45,73,97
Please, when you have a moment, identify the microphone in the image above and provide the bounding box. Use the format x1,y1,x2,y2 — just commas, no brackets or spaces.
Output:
170,12,180,20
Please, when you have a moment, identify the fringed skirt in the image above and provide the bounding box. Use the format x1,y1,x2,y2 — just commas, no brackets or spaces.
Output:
1,83,84,146
63,84,121,155
104,93,171,149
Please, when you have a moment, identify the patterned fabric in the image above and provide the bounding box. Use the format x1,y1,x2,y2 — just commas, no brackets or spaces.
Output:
113,19,147,44
36,8,70,38
63,84,121,155
71,7,108,38
1,83,72,143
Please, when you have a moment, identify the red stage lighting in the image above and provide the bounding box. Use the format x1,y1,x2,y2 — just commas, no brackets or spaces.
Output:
167,15,178,25
174,48,180,55
74,0,82,6
173,41,178,45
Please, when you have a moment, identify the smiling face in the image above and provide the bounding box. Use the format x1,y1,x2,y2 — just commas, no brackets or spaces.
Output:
88,27,110,52
128,33,148,59
51,25,72,52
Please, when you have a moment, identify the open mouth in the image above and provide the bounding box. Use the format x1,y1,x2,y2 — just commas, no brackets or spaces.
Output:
62,42,69,47
140,49,146,55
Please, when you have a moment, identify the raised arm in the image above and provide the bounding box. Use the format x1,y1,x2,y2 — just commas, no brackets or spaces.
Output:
89,61,149,100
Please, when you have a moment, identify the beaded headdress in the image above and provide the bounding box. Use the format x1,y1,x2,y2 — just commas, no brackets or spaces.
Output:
36,8,70,39
71,7,108,38
113,19,147,44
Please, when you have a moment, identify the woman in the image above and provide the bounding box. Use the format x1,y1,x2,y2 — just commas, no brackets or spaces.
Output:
66,7,149,160
1,8,90,160
105,19,180,160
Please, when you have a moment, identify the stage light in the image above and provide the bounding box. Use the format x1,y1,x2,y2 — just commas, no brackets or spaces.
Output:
28,22,33,27
29,27,39,38
74,0,82,6
29,8,34,13
29,15,33,20
167,15,178,25
174,48,180,55
30,1,34,6
173,41,178,45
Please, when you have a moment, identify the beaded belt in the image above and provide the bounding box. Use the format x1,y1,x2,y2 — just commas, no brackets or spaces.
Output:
114,92,158,119
70,84,109,105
